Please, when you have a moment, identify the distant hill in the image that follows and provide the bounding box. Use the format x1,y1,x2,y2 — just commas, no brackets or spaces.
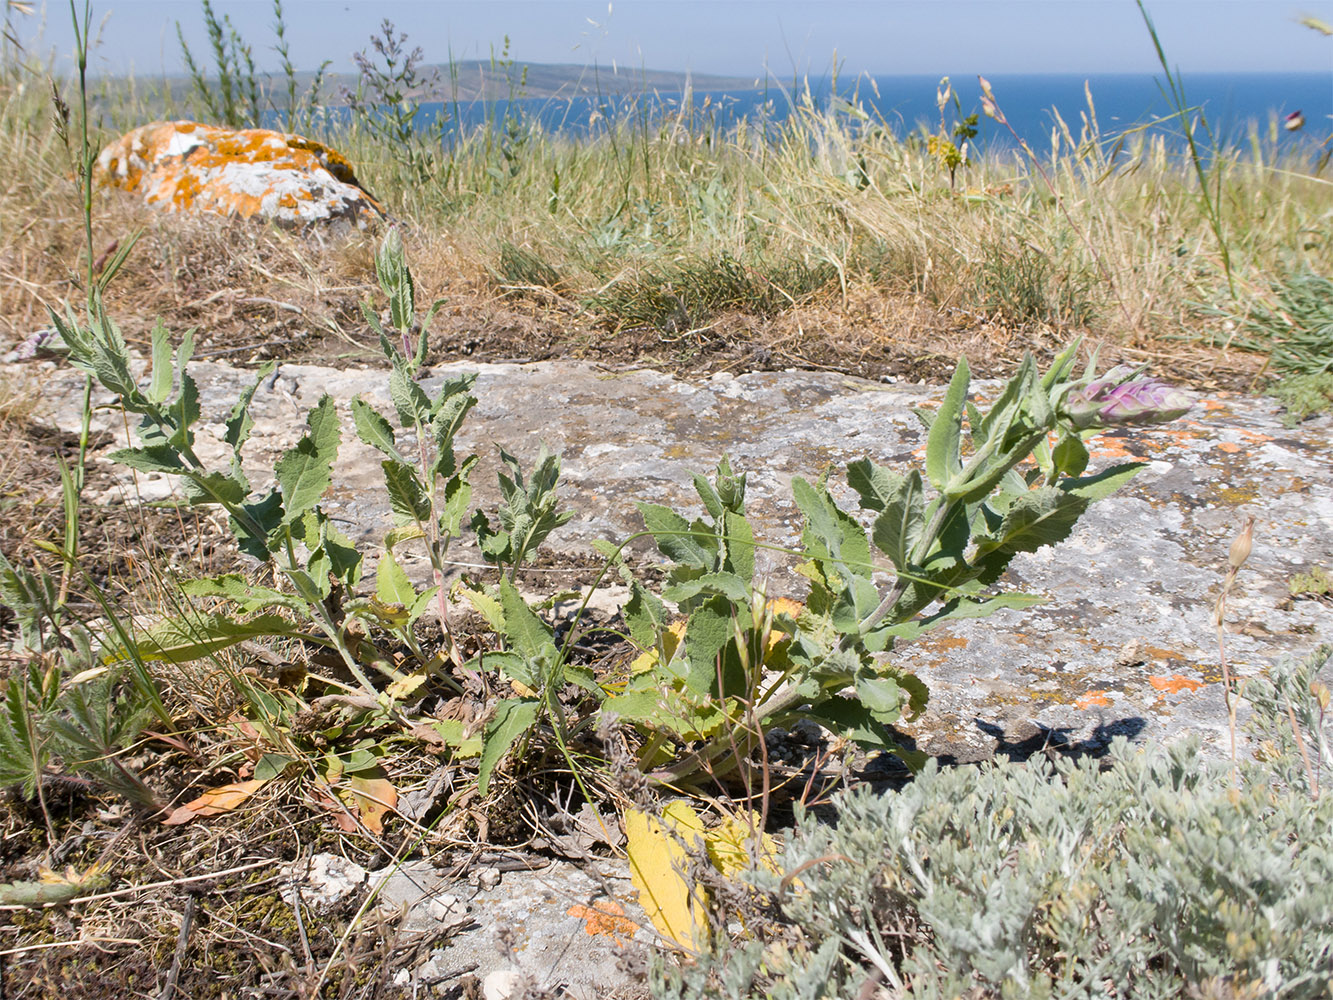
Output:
121,60,763,111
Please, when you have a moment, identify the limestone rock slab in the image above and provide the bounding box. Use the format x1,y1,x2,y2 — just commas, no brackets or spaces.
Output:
18,357,1333,759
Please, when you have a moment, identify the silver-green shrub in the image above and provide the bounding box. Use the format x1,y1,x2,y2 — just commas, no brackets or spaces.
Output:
655,647,1333,999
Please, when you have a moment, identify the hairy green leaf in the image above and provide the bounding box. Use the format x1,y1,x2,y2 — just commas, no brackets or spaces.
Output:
108,612,309,665
477,697,540,795
179,574,303,613
872,469,924,570
374,551,416,607
926,357,969,493
847,459,905,513
382,459,431,525
275,395,340,524
350,397,402,461
637,503,714,569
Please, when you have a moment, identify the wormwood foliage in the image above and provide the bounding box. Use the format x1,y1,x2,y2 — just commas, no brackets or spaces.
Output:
656,668,1333,998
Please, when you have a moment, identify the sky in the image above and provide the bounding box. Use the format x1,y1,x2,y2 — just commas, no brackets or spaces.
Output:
10,1,1333,79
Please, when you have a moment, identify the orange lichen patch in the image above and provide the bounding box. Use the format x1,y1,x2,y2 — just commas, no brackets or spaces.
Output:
1088,438,1135,460
1216,441,1244,454
1075,690,1112,709
923,634,969,651
1143,645,1183,661
568,900,640,945
1148,674,1205,694
95,120,384,226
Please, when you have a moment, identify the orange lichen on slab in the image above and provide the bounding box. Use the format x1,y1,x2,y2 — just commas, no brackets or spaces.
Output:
1148,674,1205,694
1075,690,1112,709
568,900,640,946
95,120,383,226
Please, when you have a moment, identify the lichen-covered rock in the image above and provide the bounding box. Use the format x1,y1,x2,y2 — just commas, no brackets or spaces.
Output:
95,120,384,226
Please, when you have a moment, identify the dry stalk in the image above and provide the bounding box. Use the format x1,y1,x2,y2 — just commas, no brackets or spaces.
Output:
1213,514,1255,781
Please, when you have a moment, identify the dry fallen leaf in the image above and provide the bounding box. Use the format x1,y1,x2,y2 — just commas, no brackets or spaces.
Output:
345,774,398,834
312,784,359,833
625,801,707,950
705,810,781,879
162,779,267,825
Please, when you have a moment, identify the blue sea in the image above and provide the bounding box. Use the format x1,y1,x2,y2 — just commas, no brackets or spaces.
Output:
408,71,1331,157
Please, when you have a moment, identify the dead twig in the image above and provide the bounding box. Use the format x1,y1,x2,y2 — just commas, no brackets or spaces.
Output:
156,894,197,1000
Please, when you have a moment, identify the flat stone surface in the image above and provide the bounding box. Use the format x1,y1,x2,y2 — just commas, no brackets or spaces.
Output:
18,355,1333,763
285,852,649,998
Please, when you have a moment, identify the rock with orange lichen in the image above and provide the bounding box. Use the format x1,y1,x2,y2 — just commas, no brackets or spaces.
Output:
95,120,384,226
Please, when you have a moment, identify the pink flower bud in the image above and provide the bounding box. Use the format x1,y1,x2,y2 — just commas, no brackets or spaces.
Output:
1062,372,1192,428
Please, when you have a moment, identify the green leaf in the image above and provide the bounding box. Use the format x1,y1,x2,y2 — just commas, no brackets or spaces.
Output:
831,575,882,635
231,490,284,561
498,577,557,662
350,397,402,461
926,357,970,493
254,752,294,781
375,551,416,607
388,357,432,427
180,469,248,506
319,516,363,589
623,580,668,648
662,572,751,607
602,688,729,740
384,524,426,551
968,491,1099,588
478,698,540,795
110,612,310,665
693,472,724,521
683,597,745,698
107,446,184,475
382,459,431,525
872,469,924,570
224,362,275,455
802,695,897,750
847,459,903,513
167,370,201,451
438,463,475,538
429,391,477,479
426,720,482,759
1051,431,1090,479
855,674,906,719
637,503,713,569
723,510,755,581
179,574,304,613
794,477,872,581
460,583,506,634
275,395,340,524
1059,461,1144,501
147,321,173,405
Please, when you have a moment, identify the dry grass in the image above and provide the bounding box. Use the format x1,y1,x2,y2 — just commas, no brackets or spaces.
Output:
3,51,1326,384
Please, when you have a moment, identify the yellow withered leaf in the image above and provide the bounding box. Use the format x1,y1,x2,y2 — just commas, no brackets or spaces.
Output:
629,620,687,676
345,774,398,834
705,811,781,879
625,801,708,950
